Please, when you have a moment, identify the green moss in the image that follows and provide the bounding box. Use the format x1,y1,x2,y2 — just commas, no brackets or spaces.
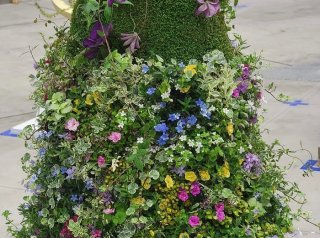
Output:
68,0,234,61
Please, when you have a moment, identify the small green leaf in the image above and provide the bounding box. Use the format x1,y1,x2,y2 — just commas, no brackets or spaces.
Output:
104,6,112,22
149,170,160,180
128,183,138,194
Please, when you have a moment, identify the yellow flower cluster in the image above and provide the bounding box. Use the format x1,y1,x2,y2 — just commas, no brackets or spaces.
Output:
218,162,230,178
85,91,101,106
185,170,211,182
227,121,234,136
165,175,174,188
184,64,197,76
179,232,190,238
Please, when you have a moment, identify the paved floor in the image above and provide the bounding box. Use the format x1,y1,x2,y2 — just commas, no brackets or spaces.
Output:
0,0,319,237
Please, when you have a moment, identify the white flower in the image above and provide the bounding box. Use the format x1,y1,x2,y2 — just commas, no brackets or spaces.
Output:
151,104,161,111
187,139,195,147
239,146,245,154
111,159,119,172
138,104,144,108
161,90,171,100
209,105,216,112
118,122,124,129
248,144,252,149
150,146,159,153
137,137,144,144
119,111,126,117
222,108,230,114
195,141,203,153
168,155,174,162
196,124,201,129
180,135,187,141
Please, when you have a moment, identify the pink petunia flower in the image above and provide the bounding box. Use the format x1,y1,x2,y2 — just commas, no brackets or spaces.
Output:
190,182,201,196
178,189,189,202
188,215,201,227
216,210,225,222
97,156,106,168
103,208,115,214
65,118,79,131
195,0,220,18
91,229,102,238
108,132,122,143
215,202,226,222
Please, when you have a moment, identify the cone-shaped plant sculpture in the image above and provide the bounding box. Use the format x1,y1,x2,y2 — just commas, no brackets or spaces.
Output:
3,0,309,237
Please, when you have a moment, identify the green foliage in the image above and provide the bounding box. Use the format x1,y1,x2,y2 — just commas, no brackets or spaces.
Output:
68,0,235,61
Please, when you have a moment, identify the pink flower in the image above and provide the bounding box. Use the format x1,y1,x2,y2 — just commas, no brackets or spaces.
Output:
188,215,201,228
108,132,121,143
103,208,115,214
215,202,224,212
215,202,225,222
91,229,102,238
216,211,225,222
97,156,106,168
196,0,220,18
190,182,201,196
178,189,189,202
65,118,79,131
232,88,240,98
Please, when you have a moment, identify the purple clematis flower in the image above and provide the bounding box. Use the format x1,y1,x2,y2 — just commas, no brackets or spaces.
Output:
83,21,113,59
120,32,141,54
108,0,126,7
196,0,220,18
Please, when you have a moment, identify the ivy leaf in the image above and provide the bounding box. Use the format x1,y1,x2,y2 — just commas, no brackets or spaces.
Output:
104,6,112,22
126,207,136,216
159,79,170,94
127,183,138,194
84,0,100,14
113,209,126,225
149,170,160,180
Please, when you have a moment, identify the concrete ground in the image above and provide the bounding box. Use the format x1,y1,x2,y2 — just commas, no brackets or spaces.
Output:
0,0,319,237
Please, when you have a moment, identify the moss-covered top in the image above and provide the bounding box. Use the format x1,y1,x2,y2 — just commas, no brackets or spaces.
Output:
69,0,234,61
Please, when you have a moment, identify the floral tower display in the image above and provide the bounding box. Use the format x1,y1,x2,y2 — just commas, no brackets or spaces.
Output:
3,0,309,237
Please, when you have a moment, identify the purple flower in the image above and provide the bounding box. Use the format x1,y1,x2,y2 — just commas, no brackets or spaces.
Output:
241,64,250,79
120,32,141,54
83,21,113,59
154,123,169,133
168,113,180,122
147,87,156,95
60,167,68,174
196,0,220,18
108,0,126,7
102,191,113,206
215,202,225,222
243,153,262,175
38,147,46,157
66,166,76,179
171,166,186,176
190,182,201,196
188,215,201,227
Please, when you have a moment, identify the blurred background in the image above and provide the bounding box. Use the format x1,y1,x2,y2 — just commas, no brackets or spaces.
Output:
0,0,319,237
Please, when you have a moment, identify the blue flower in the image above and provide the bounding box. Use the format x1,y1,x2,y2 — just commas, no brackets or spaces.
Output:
70,194,78,202
38,210,43,217
154,123,169,133
142,64,149,74
195,98,206,107
176,119,186,133
178,62,185,68
159,102,166,108
38,147,46,157
147,87,156,95
168,113,180,122
66,166,76,179
157,133,169,146
187,115,197,126
196,98,211,119
85,179,94,190
52,167,60,177
30,174,38,183
200,108,211,119
60,167,68,174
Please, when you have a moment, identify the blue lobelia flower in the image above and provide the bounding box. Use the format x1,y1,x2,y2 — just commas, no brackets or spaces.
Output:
187,115,197,126
157,133,169,146
168,113,180,122
154,123,169,133
147,87,156,95
70,194,78,202
142,64,150,74
176,119,186,133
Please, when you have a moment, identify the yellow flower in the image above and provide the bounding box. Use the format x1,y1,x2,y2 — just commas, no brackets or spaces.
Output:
184,64,197,76
131,196,145,206
93,91,101,104
141,178,151,190
185,171,197,182
72,108,81,114
227,122,234,136
218,162,230,178
199,170,210,181
165,175,174,189
149,230,155,237
85,94,94,106
74,98,80,106
180,86,191,93
179,232,190,238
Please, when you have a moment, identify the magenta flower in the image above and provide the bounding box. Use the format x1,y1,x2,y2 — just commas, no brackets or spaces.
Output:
120,32,141,54
215,202,226,222
195,0,220,18
91,229,102,238
83,21,113,59
108,132,122,143
232,88,240,98
103,208,115,214
190,182,201,196
65,118,79,131
178,189,189,202
97,156,106,168
188,215,201,227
